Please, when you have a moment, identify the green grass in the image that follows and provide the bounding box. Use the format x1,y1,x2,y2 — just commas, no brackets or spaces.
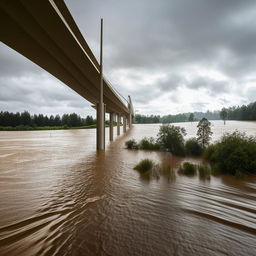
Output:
133,159,155,173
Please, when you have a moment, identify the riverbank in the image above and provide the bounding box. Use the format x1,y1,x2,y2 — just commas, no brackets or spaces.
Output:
0,124,98,131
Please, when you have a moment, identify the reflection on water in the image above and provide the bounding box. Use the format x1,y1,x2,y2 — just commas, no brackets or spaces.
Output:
0,121,255,255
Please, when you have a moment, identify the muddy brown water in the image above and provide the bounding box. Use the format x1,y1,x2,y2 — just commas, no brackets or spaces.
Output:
0,121,255,256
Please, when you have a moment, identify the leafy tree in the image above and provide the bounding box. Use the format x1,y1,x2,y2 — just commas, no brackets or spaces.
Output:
188,113,194,123
197,118,213,148
220,108,228,124
157,124,187,155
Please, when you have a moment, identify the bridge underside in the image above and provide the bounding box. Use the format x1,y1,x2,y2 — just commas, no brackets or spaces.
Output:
0,0,134,150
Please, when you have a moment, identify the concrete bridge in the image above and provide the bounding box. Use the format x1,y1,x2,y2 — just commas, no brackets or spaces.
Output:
0,0,134,150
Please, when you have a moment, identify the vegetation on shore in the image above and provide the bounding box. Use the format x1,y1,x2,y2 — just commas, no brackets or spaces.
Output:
0,111,96,128
0,124,97,131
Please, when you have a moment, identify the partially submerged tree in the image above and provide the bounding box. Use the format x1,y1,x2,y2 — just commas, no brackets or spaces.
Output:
157,124,187,155
220,108,228,125
197,118,213,148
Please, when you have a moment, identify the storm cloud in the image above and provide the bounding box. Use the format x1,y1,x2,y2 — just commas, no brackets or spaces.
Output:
1,0,256,116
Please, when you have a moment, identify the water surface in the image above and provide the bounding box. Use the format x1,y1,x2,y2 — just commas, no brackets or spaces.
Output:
0,121,255,255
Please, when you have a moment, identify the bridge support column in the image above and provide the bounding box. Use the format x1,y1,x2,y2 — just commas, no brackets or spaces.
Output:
123,116,127,133
117,113,121,136
109,112,114,141
97,102,105,150
128,113,132,128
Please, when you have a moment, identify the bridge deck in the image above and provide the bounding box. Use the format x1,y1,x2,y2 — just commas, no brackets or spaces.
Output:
0,0,130,115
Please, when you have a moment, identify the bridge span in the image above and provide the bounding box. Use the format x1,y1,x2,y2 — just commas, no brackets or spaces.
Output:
0,0,134,150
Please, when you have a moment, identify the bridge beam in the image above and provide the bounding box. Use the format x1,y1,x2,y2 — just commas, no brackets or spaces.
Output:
109,112,114,141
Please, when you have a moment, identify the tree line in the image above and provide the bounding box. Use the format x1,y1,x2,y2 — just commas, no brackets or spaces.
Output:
135,112,218,124
135,101,256,124
220,102,256,121
0,111,96,127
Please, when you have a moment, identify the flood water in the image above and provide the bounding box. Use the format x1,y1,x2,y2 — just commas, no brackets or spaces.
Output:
0,120,255,256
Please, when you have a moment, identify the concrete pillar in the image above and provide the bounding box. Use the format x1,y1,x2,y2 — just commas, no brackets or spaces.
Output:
123,116,127,133
97,102,105,150
97,19,105,150
128,113,132,128
109,112,114,141
117,113,121,136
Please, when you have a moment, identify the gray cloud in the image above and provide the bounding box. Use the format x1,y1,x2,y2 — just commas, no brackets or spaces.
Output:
1,0,256,116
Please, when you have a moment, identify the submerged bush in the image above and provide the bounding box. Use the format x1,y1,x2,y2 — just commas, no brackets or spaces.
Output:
157,124,186,156
235,170,247,179
134,159,155,173
179,162,197,175
185,138,203,156
198,165,211,179
138,137,161,150
204,131,256,175
125,139,138,149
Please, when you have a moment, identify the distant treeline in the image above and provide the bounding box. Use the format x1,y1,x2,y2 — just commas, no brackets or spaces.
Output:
135,111,220,124
135,101,256,124
225,102,256,120
0,111,96,127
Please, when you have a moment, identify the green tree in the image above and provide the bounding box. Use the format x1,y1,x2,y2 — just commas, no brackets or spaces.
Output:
220,108,228,124
188,113,194,123
54,115,61,126
197,118,212,148
157,124,187,155
85,115,94,126
20,111,31,126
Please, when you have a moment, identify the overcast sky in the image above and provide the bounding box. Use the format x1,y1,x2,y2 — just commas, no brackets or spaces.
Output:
1,0,256,117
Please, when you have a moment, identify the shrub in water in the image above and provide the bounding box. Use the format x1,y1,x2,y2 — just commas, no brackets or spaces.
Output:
157,124,186,156
204,131,256,175
185,138,203,156
203,144,217,162
134,159,154,173
125,139,138,149
198,165,211,179
179,162,197,175
235,170,246,179
138,137,161,150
